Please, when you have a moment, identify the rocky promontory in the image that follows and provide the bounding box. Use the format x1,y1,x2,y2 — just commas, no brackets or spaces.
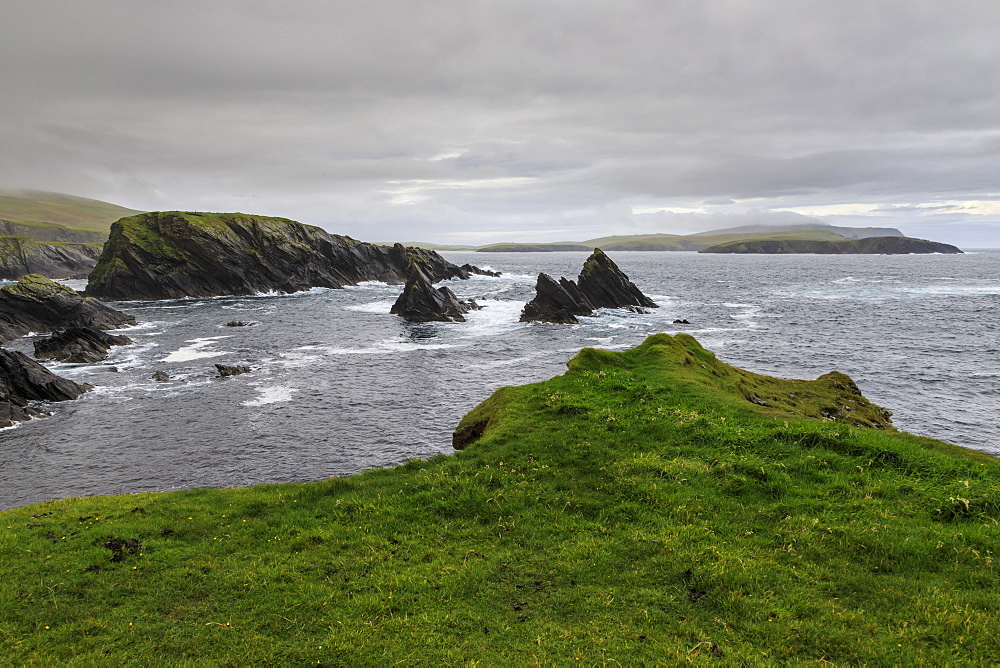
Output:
0,236,103,280
0,348,91,427
33,326,133,364
700,236,963,254
0,274,136,343
520,249,657,323
86,212,493,300
391,256,481,322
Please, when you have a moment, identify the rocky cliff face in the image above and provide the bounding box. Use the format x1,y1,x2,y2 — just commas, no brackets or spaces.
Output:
0,219,106,243
700,237,963,254
0,348,91,427
520,249,657,323
390,256,480,322
0,236,103,279
86,212,488,300
0,274,136,343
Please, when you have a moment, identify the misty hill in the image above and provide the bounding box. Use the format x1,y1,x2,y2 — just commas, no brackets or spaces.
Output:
690,221,904,238
473,228,855,252
0,191,143,242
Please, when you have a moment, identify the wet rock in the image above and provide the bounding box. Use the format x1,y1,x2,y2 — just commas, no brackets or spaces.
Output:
215,364,251,377
0,348,91,428
673,319,691,324
461,263,501,278
0,273,136,343
520,249,657,323
224,320,253,327
33,326,133,363
391,255,480,322
151,371,170,381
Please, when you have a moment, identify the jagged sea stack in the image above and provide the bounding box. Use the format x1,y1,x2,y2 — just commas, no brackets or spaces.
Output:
577,248,658,309
0,274,136,343
85,212,489,301
520,249,657,323
391,256,480,322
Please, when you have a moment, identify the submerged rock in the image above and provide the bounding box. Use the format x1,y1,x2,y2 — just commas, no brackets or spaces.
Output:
391,256,481,322
216,364,251,377
224,320,253,327
0,274,137,343
151,371,170,381
520,249,657,323
86,212,496,301
0,348,91,427
33,326,133,364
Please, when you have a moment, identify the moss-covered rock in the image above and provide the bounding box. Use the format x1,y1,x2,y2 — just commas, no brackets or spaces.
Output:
0,236,103,280
0,274,135,342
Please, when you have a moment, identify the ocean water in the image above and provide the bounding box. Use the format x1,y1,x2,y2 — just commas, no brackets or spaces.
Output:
1,250,997,510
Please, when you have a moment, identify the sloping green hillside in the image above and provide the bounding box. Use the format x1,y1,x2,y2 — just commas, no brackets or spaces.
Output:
0,334,997,663
0,191,142,237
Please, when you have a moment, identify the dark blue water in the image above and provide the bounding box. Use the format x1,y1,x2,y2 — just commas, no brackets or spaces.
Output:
1,250,997,509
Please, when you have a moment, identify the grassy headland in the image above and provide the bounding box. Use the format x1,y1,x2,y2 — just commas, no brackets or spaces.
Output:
1,334,997,663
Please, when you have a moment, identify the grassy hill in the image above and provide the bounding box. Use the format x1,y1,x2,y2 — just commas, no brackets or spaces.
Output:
473,229,850,252
0,191,142,240
1,334,997,663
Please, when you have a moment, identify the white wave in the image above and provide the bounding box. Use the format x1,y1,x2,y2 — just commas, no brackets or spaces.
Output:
162,336,232,363
345,281,390,289
459,300,529,337
345,299,397,313
243,385,296,407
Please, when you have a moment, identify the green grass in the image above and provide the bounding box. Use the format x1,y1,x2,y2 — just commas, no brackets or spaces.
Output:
1,334,998,664
471,229,852,252
0,191,142,233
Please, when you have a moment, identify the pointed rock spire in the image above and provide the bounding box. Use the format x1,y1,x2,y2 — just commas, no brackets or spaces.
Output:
391,255,480,322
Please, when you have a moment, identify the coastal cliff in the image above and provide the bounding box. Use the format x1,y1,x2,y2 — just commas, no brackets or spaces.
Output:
86,211,485,300
0,236,103,279
700,236,963,254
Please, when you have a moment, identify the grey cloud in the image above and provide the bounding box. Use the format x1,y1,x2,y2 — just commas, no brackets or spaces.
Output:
2,1,1000,245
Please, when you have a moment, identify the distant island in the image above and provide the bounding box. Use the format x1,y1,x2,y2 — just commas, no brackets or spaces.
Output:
700,236,963,255
399,222,963,253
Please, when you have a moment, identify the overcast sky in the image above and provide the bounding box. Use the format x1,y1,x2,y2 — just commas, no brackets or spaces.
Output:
3,1,1000,246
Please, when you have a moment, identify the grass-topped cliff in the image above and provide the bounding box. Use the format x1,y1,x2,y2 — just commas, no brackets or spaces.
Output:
1,334,997,663
87,211,475,300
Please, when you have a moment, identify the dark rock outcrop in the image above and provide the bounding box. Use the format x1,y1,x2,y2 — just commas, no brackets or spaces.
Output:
0,236,104,280
0,348,91,427
151,371,170,381
520,249,657,323
33,326,133,364
86,212,495,301
216,364,251,377
577,249,658,309
224,320,253,327
699,237,963,254
0,274,136,343
391,256,480,322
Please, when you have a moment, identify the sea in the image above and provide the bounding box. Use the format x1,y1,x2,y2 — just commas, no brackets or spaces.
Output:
1,250,997,510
